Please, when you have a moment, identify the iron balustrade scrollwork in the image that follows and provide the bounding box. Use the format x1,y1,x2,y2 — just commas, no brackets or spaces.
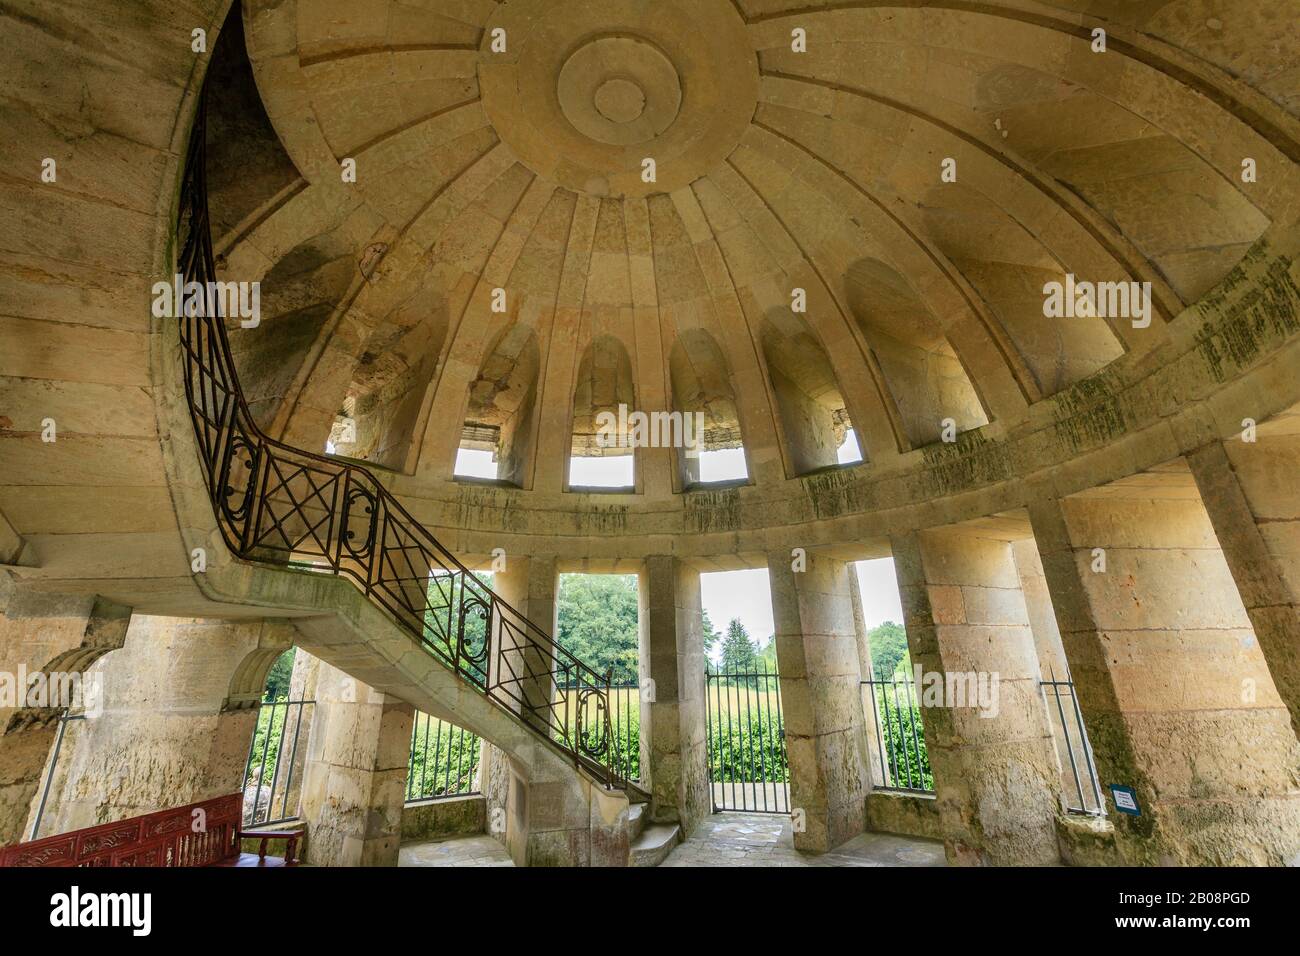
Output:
176,96,626,790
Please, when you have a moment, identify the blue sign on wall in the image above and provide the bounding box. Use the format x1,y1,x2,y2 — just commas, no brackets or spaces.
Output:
1110,784,1141,815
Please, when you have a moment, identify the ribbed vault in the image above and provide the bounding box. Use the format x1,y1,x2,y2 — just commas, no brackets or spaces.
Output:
211,0,1300,497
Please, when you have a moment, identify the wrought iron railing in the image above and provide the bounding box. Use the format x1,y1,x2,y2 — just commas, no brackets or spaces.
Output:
176,96,626,790
407,713,481,803
1040,669,1105,816
242,696,314,826
705,663,789,813
861,669,934,794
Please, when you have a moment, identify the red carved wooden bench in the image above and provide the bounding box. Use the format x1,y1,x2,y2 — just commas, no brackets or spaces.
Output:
0,793,301,867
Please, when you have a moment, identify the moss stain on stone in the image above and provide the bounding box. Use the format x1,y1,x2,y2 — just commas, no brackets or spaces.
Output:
685,488,741,533
799,466,873,520
1195,248,1299,384
1050,373,1128,456
917,427,1012,495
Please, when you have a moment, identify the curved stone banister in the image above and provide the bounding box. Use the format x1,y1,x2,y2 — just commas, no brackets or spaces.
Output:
175,96,631,792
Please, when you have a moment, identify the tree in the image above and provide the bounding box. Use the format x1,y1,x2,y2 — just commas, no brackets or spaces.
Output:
262,647,296,700
556,574,640,683
701,608,722,656
718,618,759,675
758,637,778,670
866,621,910,679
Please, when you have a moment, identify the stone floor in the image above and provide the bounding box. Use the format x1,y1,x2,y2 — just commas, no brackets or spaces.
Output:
397,813,945,867
399,835,514,867
661,812,947,867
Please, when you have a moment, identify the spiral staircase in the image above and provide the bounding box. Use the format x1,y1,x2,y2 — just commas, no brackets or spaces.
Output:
176,93,651,814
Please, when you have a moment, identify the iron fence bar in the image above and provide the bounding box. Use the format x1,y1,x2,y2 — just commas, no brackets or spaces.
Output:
867,676,888,787
861,675,933,794
754,663,770,812
29,710,83,841
889,675,914,790
771,667,786,813
726,674,738,810
264,700,288,819
252,699,276,821
877,673,899,788
431,715,444,797
1066,665,1106,813
280,699,308,815
1046,670,1088,812
406,712,420,802
705,672,717,811
905,676,925,789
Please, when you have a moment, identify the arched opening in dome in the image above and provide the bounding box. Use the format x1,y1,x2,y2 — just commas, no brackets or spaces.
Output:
760,316,861,474
845,258,988,446
669,329,749,486
453,324,540,487
333,280,451,469
227,237,355,434
569,334,637,490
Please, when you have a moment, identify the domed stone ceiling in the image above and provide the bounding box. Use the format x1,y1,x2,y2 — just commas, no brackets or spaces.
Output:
223,0,1300,523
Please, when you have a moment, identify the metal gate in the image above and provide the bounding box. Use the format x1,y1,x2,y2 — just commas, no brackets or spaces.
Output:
705,663,789,813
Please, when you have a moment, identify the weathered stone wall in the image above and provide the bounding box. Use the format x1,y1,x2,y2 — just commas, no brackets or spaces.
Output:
0,584,131,844
1030,489,1300,865
864,791,942,841
400,794,486,843
32,614,289,836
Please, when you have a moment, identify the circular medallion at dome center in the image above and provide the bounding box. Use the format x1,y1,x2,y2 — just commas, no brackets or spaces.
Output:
478,0,759,198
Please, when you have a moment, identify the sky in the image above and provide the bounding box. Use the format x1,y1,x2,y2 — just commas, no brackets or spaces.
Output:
454,436,904,652
700,557,902,650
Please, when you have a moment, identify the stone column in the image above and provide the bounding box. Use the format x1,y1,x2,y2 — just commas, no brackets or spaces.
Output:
27,615,290,837
766,550,869,852
1188,437,1300,736
489,554,558,733
0,587,131,844
848,570,887,789
891,528,1062,865
1029,493,1300,865
638,556,709,833
297,660,413,866
1011,539,1069,679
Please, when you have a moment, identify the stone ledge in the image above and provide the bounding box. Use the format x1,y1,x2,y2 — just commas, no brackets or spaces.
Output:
1055,812,1117,867
400,794,487,843
865,789,941,841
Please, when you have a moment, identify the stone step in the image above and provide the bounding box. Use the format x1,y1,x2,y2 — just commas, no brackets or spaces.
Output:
628,802,647,842
629,823,680,867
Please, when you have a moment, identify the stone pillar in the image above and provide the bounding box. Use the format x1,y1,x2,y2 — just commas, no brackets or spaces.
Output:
1188,437,1300,736
1010,537,1088,811
848,570,887,789
297,660,413,866
638,556,709,833
1029,492,1300,865
766,550,869,852
891,529,1062,866
28,615,289,837
1011,539,1069,679
0,587,131,844
490,554,558,732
